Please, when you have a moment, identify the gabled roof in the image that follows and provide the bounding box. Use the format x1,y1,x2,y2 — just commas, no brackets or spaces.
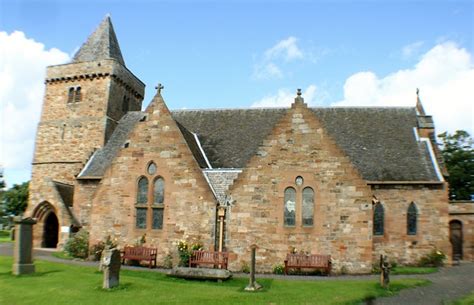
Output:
77,105,440,182
78,111,145,178
173,107,440,182
72,16,125,65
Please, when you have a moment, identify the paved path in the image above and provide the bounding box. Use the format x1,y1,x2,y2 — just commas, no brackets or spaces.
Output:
1,242,473,304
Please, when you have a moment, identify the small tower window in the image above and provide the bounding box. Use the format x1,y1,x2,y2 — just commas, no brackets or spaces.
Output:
67,87,74,103
67,86,82,103
122,96,129,112
74,87,81,103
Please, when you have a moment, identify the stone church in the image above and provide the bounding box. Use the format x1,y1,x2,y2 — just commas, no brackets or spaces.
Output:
27,16,470,273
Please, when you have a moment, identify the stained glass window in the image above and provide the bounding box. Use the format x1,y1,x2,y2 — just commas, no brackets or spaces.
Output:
302,187,314,226
407,202,417,235
136,208,147,229
284,187,296,226
152,208,163,229
153,177,164,205
373,203,384,236
137,177,148,204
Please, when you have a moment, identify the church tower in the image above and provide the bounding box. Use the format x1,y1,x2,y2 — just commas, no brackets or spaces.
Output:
28,16,145,248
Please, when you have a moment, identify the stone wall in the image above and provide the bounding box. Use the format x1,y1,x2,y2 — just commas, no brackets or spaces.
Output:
372,183,450,265
226,101,373,274
449,201,474,261
88,93,217,267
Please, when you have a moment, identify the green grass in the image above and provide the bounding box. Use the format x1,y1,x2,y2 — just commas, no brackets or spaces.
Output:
51,251,75,260
449,291,474,305
391,266,438,275
0,230,12,243
0,256,429,305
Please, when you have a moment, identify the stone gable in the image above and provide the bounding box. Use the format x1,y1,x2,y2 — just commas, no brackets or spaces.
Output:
225,101,373,273
87,92,218,265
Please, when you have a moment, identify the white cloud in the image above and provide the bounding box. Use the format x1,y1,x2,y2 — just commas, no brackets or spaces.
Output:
333,41,474,135
402,41,424,58
252,36,304,80
0,31,70,182
264,36,304,62
251,84,324,108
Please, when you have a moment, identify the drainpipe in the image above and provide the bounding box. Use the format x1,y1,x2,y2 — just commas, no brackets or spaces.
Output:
217,207,226,252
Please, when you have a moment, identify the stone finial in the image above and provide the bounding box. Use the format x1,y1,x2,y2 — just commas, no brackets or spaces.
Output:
155,83,164,94
416,88,420,97
293,88,305,106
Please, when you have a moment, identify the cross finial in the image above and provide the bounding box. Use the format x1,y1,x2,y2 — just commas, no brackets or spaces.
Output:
155,83,164,94
297,88,302,96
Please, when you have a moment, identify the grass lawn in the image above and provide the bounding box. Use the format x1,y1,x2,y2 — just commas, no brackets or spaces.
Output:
391,266,438,275
0,230,12,243
450,291,474,305
0,256,429,305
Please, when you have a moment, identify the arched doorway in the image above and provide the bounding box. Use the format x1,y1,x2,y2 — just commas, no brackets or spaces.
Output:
43,212,59,248
449,220,463,260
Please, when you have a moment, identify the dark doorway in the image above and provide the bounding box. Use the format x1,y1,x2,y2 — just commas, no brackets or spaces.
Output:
43,212,59,248
449,220,463,260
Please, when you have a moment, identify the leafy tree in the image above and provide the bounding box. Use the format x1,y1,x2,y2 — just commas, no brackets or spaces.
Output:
1,182,29,216
438,130,474,200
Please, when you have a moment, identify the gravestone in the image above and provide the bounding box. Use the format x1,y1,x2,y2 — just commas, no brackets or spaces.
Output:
101,248,121,289
168,267,232,281
12,217,37,275
244,245,262,291
379,255,391,289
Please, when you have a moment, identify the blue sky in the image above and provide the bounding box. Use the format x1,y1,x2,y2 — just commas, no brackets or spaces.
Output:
0,0,473,186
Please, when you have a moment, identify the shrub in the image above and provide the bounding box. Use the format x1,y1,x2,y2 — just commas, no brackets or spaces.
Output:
64,230,89,259
273,263,285,275
89,235,117,261
418,249,446,267
241,262,250,274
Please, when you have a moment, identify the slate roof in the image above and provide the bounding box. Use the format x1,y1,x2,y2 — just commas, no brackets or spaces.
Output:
53,181,74,207
78,111,145,178
77,105,440,182
72,16,125,65
173,107,440,181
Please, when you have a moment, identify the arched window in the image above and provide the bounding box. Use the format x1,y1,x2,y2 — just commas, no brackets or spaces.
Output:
67,87,74,103
373,202,384,236
135,163,165,230
74,87,82,103
122,96,129,112
407,202,417,235
137,177,148,204
284,187,296,226
153,177,164,205
302,187,314,226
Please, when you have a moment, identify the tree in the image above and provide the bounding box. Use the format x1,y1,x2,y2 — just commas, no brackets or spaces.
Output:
438,130,474,200
1,182,29,216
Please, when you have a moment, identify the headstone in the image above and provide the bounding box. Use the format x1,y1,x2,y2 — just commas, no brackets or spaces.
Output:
379,255,391,289
244,245,262,291
12,216,37,275
101,248,121,289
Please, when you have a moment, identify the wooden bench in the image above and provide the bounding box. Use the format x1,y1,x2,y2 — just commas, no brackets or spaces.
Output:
121,246,157,268
189,250,229,270
284,254,331,275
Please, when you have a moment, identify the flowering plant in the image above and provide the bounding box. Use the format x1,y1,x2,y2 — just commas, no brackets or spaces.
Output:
177,239,203,266
419,249,446,267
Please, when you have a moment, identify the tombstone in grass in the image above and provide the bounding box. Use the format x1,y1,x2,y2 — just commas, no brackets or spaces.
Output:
379,255,391,289
12,216,37,275
101,248,121,289
244,244,262,291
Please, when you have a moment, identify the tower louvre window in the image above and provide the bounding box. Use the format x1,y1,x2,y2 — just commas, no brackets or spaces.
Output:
67,87,74,103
